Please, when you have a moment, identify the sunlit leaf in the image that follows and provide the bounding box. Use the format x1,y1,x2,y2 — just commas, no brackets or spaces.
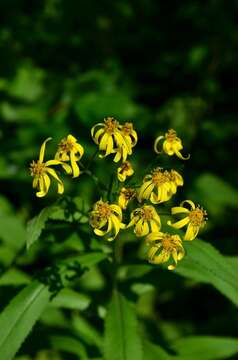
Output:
175,240,238,306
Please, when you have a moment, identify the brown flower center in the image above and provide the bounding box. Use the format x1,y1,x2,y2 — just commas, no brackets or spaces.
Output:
30,160,46,177
104,117,119,134
142,207,154,221
120,161,131,173
58,138,75,152
162,235,174,250
96,202,112,218
165,129,177,142
121,188,136,200
189,208,207,226
151,168,169,185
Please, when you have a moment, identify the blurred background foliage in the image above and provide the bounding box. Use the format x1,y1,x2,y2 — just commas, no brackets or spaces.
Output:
0,0,238,359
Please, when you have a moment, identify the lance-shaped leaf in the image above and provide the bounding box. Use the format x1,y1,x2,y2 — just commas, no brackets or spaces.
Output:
104,289,143,360
175,239,238,306
0,281,50,360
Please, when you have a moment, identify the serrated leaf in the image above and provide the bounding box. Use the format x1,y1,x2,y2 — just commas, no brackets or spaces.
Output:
26,206,59,250
0,281,50,360
175,240,238,306
172,336,238,360
104,289,143,360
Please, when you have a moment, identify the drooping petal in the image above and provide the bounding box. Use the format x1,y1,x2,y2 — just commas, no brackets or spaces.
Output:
138,181,154,202
167,216,190,229
154,136,164,154
171,206,189,215
184,223,199,241
180,200,196,210
91,123,104,139
36,176,47,197
45,159,62,166
70,151,80,178
174,148,190,160
46,168,64,194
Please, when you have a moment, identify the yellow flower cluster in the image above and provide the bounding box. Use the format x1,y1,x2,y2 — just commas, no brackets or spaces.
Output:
90,124,207,270
31,121,207,270
91,117,137,183
29,135,84,197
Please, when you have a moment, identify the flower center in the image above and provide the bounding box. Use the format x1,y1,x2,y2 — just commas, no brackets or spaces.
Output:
104,117,119,134
165,129,177,142
122,188,136,200
162,235,174,250
189,208,207,226
58,138,75,152
120,161,131,173
121,122,133,135
96,202,112,218
142,207,154,221
30,161,46,177
152,168,169,185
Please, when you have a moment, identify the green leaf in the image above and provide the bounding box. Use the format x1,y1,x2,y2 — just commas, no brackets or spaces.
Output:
0,281,50,360
26,206,59,250
172,336,238,360
142,341,172,360
73,314,103,348
51,288,90,310
0,214,26,250
50,335,88,360
0,268,30,286
191,173,238,215
104,289,143,360
175,240,238,306
62,252,107,268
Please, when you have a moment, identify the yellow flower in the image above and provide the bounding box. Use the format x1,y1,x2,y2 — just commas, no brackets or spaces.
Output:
168,200,208,240
113,122,138,162
127,205,161,237
55,134,84,178
117,161,134,182
145,232,185,270
29,138,64,197
89,200,124,241
154,129,190,160
91,117,125,161
138,167,183,204
118,187,136,210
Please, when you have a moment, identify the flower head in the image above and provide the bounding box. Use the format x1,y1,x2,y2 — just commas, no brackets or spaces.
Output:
168,200,208,240
29,138,64,197
127,205,161,237
118,187,136,210
91,118,137,162
146,232,185,270
55,134,84,178
113,122,138,162
91,117,125,161
89,200,124,241
138,167,183,204
154,129,190,160
117,161,134,182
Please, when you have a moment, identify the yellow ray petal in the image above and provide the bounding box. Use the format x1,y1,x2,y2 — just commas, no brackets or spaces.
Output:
39,137,52,163
168,216,190,229
154,135,164,154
